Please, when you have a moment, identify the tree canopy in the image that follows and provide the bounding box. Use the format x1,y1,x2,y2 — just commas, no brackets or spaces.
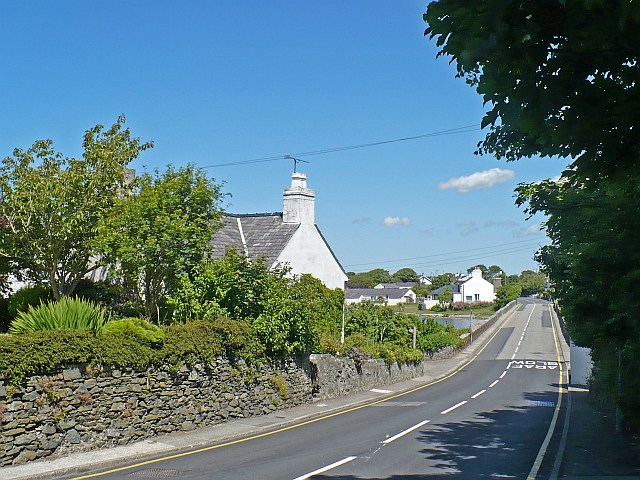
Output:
99,164,224,319
425,0,640,427
0,117,152,298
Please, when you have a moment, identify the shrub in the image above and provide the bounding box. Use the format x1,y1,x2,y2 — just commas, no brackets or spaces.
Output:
9,297,108,334
102,317,164,345
74,279,145,318
7,285,52,318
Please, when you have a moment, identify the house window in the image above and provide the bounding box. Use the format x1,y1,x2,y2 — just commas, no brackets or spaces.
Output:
474,294,480,301
465,296,472,302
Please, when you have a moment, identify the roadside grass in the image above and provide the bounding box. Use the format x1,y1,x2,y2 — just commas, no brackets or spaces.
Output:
391,302,497,318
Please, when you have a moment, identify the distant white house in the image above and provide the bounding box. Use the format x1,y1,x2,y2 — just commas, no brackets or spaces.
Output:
345,288,416,306
209,173,348,291
374,282,416,290
428,268,496,304
419,275,432,286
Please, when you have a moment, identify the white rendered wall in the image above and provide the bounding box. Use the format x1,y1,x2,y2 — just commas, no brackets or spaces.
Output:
459,276,496,302
274,224,347,290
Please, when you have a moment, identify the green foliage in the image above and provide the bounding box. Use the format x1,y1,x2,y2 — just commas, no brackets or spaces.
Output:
519,270,546,296
171,249,287,322
344,303,462,358
391,268,419,283
74,279,145,318
0,116,152,299
7,285,52,318
429,274,455,291
495,283,522,308
438,286,453,306
102,318,164,345
425,0,640,427
0,297,10,333
0,316,263,384
9,297,108,334
0,330,96,384
98,164,224,320
346,268,391,288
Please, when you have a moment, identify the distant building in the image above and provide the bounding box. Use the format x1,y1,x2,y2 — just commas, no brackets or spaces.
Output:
345,287,416,306
374,282,416,290
209,173,347,290
428,268,496,303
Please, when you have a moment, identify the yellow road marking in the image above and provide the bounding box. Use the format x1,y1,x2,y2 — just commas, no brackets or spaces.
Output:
526,303,565,480
72,304,521,479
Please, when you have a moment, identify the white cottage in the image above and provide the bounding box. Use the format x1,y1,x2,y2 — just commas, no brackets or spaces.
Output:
429,268,496,304
209,173,348,290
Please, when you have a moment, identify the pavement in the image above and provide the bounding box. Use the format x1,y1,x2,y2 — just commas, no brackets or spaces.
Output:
2,300,639,480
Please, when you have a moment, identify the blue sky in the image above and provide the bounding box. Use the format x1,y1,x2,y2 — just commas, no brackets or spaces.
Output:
1,1,566,276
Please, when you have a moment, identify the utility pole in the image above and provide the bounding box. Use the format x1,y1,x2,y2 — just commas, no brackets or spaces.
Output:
469,308,473,343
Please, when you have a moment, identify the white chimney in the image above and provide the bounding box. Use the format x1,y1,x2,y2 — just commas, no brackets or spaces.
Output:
283,172,315,224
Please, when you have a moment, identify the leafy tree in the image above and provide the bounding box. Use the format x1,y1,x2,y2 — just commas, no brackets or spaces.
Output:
346,268,391,288
391,268,419,283
428,273,454,291
495,283,522,308
0,117,151,299
520,270,546,296
467,264,487,275
100,164,224,320
438,286,453,307
486,265,503,280
425,0,640,425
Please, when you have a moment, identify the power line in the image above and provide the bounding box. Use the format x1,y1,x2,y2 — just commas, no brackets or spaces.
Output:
343,238,542,268
346,243,545,273
200,124,479,169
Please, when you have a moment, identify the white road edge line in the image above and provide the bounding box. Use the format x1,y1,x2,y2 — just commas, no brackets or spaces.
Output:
371,388,393,394
382,420,430,444
471,389,486,399
499,371,507,379
441,401,468,415
488,380,499,388
292,456,358,480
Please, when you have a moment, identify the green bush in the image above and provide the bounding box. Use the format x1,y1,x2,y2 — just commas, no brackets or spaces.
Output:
0,297,10,333
9,297,108,334
7,285,52,318
102,317,164,345
74,279,145,318
0,316,264,384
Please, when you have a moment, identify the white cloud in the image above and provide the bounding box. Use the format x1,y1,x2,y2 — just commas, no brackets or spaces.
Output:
514,223,546,237
383,216,411,227
458,220,479,236
483,220,519,228
438,168,516,193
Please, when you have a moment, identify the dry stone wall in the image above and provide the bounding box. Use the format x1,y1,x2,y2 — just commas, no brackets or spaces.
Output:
0,358,312,467
0,355,424,466
309,355,423,400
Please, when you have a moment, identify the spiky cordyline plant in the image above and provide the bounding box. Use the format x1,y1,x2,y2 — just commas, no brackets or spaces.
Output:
9,296,108,334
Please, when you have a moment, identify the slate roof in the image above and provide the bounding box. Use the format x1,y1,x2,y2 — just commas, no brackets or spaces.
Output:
209,213,300,266
346,288,413,300
376,282,416,289
430,284,460,295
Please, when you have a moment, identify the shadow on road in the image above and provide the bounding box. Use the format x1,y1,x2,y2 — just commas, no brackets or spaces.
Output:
314,391,558,479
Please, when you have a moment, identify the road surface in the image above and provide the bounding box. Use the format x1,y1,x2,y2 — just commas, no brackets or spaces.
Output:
71,299,565,479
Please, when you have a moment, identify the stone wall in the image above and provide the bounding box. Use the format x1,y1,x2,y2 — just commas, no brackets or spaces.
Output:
0,358,313,467
0,354,425,466
309,354,424,400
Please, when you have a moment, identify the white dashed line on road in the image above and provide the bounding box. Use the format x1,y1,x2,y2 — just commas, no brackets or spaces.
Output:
488,380,499,388
499,371,507,379
382,420,430,444
471,390,486,399
292,456,357,480
441,401,468,415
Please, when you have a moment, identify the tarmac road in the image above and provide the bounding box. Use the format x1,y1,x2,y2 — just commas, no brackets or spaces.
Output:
70,299,565,480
